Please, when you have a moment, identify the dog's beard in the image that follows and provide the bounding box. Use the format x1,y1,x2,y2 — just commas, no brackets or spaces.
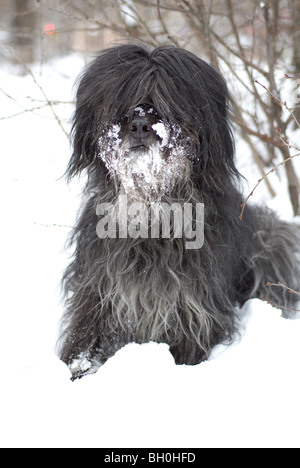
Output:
98,121,191,202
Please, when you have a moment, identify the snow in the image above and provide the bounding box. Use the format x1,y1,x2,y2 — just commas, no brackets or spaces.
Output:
152,122,170,147
98,120,186,198
0,54,300,449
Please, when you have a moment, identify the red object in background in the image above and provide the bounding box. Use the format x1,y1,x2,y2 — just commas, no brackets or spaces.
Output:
44,23,56,35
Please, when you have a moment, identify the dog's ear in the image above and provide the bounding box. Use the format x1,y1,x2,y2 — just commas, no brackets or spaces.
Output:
65,72,99,179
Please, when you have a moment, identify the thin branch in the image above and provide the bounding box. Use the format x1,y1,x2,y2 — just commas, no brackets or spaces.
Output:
264,282,300,312
266,282,300,297
34,221,73,229
42,1,136,42
239,151,300,220
256,79,300,130
126,0,187,13
234,115,283,148
156,0,180,46
116,0,160,45
264,298,300,312
210,28,269,79
0,45,69,138
0,101,72,121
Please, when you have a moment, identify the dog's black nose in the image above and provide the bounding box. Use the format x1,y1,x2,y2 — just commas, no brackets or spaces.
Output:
129,116,151,139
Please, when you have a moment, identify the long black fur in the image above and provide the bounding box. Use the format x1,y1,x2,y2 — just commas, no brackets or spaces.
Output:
59,44,300,380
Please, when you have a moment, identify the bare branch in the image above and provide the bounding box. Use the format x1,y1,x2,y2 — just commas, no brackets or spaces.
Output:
0,45,69,138
266,282,300,297
156,0,180,46
264,298,300,312
256,78,300,130
264,282,300,312
239,151,300,220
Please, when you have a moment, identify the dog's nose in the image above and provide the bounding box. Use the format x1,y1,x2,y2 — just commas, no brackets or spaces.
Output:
129,117,151,139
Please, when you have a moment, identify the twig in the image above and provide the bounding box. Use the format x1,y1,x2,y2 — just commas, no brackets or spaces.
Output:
255,79,300,216
264,282,300,312
264,298,300,312
127,0,187,12
34,221,72,229
266,282,300,297
0,101,73,121
0,45,69,138
255,79,300,130
156,0,180,46
0,104,52,120
239,151,300,220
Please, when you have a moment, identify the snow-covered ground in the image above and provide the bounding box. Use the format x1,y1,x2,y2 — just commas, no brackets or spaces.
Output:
0,54,300,449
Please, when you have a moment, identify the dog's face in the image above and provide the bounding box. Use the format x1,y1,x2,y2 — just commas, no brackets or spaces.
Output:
69,44,238,195
98,103,190,200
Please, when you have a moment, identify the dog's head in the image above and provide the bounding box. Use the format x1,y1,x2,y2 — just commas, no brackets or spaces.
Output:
67,44,238,195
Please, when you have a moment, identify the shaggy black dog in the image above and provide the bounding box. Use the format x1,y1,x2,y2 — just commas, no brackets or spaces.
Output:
59,44,300,380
